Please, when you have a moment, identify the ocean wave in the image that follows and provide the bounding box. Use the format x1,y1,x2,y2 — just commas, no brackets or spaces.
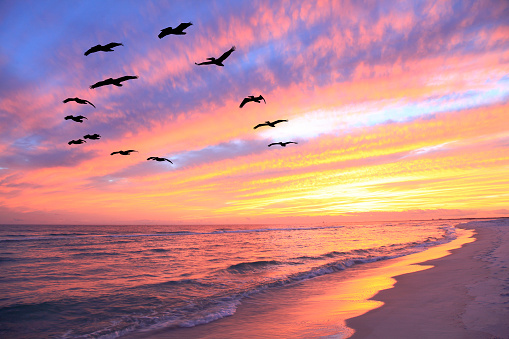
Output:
76,298,241,339
149,248,171,253
0,256,17,263
0,225,344,243
135,278,216,290
227,260,282,273
46,232,91,236
72,251,121,257
0,221,461,339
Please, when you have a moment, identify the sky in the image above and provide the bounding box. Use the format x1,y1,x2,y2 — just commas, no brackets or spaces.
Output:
0,0,508,225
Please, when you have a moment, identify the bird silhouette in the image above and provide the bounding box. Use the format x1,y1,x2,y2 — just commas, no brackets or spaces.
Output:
254,120,288,129
111,150,138,155
158,22,192,38
268,141,298,147
63,97,96,108
147,156,173,163
240,95,266,108
64,115,88,123
84,42,123,56
83,134,101,140
90,76,138,89
195,46,235,66
68,139,86,145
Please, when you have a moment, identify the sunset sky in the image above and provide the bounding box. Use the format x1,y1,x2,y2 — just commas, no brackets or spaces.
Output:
0,0,508,224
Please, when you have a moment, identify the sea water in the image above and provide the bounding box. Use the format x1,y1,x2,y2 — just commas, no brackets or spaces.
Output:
0,220,460,338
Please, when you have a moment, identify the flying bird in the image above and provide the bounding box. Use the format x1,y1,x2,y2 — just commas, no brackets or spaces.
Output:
64,115,87,123
254,120,288,129
63,97,95,108
83,134,101,140
268,142,298,147
90,76,138,89
195,46,235,66
68,139,86,145
111,150,138,155
240,95,266,108
147,157,173,163
158,22,192,38
84,42,123,56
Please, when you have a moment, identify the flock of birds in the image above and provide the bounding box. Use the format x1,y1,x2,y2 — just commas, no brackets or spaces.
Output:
64,22,297,166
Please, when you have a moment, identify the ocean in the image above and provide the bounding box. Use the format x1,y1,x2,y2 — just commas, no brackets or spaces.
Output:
0,220,461,338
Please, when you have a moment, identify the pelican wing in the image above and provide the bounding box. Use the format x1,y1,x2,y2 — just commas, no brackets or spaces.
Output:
105,42,123,49
260,95,266,104
117,75,138,83
63,97,76,103
253,123,267,129
239,97,251,108
273,119,288,125
84,44,101,56
111,151,121,155
158,27,171,39
216,46,235,63
164,158,173,163
147,157,156,160
90,78,113,89
268,143,280,147
176,22,192,32
84,100,96,108
195,60,213,65
126,150,137,153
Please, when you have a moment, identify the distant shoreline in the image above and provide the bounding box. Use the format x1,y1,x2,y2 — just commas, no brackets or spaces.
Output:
2,216,507,227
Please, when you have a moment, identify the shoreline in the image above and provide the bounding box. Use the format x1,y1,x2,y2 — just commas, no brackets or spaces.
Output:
122,219,509,338
346,218,509,338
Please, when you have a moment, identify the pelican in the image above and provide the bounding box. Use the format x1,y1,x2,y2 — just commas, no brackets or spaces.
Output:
111,150,138,155
83,134,101,140
147,157,173,163
195,46,235,66
63,97,95,108
268,141,298,147
254,120,287,129
64,115,87,123
84,42,123,56
90,76,138,89
240,95,266,108
68,139,86,145
158,22,192,38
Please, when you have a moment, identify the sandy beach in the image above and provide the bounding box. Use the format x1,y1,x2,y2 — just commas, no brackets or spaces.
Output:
347,218,509,338
123,218,509,338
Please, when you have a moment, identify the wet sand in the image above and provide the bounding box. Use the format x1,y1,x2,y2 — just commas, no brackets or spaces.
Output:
123,219,509,338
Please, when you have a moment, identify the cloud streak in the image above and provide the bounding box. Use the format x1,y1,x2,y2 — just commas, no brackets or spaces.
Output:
0,0,508,224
